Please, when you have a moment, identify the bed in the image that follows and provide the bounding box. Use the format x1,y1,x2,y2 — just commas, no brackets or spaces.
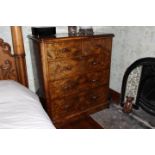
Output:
0,80,56,129
0,29,56,129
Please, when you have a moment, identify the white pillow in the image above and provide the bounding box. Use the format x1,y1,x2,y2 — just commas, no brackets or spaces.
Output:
0,80,39,103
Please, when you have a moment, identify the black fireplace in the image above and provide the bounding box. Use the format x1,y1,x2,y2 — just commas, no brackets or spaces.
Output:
121,57,155,116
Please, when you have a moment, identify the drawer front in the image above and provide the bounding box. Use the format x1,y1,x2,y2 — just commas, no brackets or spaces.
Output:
51,86,109,120
84,54,111,70
48,57,85,81
49,74,86,99
86,69,110,88
82,38,112,56
46,40,82,60
49,70,110,99
48,54,110,81
82,86,109,110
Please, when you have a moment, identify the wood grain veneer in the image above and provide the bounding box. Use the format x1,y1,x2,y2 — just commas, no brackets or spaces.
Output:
28,33,114,126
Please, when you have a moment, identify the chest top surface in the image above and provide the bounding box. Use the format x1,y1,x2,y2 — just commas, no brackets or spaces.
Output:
28,33,114,42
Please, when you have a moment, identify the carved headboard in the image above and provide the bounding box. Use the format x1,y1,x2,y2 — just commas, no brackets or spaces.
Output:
0,38,18,81
0,27,28,87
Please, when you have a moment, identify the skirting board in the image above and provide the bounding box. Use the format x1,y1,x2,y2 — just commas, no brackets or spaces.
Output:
109,89,121,104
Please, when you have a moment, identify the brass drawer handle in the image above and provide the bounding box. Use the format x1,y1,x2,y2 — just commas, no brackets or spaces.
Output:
76,55,84,61
63,85,71,90
63,66,72,71
62,81,78,90
91,79,97,82
92,61,97,65
64,104,72,109
62,48,70,53
90,96,99,100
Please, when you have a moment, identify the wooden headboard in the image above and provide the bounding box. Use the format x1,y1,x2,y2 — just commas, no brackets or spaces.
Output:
0,38,18,81
0,26,28,87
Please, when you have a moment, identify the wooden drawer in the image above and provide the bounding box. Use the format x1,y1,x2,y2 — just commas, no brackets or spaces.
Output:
82,38,112,56
84,54,111,70
48,54,110,81
51,86,109,120
46,40,82,60
83,86,109,110
48,57,85,81
49,70,110,99
86,69,110,88
49,74,86,99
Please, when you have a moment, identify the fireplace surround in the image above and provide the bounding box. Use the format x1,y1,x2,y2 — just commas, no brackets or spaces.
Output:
121,57,155,116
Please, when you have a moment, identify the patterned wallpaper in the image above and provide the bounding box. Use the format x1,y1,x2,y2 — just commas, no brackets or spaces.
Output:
125,66,142,103
1,26,155,94
101,27,155,93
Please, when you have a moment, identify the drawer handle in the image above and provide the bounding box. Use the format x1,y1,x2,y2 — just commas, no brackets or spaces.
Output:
92,61,97,65
63,85,71,90
90,96,99,100
62,48,70,53
63,81,78,90
76,56,84,61
91,79,97,82
64,104,72,110
63,66,72,71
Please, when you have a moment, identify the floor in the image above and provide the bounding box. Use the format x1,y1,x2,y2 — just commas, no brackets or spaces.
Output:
91,102,155,129
58,116,103,129
56,102,155,129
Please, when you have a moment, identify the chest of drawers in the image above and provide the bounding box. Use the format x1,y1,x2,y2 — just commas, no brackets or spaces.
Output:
28,33,114,126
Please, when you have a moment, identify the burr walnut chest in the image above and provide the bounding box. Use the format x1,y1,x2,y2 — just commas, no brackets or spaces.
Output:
28,33,114,126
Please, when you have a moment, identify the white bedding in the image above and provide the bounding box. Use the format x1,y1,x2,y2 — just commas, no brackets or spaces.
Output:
0,80,56,129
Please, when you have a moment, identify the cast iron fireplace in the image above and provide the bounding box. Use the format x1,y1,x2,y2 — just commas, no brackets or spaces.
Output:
121,57,155,116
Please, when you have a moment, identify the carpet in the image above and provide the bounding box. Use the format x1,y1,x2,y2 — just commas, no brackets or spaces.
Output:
91,103,154,129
